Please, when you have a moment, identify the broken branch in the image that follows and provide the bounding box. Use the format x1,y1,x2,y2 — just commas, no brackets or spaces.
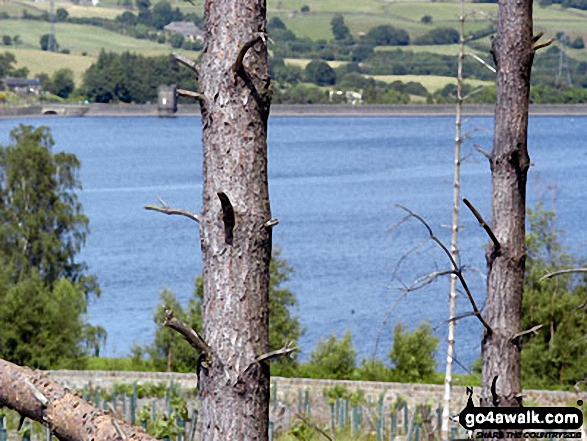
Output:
144,203,200,224
256,341,297,364
232,36,263,73
532,33,554,51
465,52,496,73
473,144,491,160
172,52,198,73
511,324,544,344
177,89,205,103
463,198,501,253
396,204,493,335
539,268,587,282
165,309,212,358
265,218,279,228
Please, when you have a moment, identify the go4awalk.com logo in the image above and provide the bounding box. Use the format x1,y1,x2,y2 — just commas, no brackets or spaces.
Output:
458,387,584,438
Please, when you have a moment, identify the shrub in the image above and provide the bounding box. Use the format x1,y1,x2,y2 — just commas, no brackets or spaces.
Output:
389,322,438,382
414,27,460,45
363,24,410,46
305,59,336,86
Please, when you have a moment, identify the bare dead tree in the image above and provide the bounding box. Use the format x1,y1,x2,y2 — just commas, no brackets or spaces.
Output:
441,0,466,434
0,359,157,441
482,0,552,414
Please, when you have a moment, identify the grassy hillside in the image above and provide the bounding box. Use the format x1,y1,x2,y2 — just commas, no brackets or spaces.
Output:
0,20,169,56
10,49,93,84
1,0,585,94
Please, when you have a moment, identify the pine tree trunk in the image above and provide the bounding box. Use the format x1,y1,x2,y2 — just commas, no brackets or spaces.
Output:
197,0,272,439
482,0,534,411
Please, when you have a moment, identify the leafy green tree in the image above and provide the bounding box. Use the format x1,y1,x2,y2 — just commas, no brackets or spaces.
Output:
0,52,28,78
330,13,352,42
47,68,75,98
363,24,410,46
169,32,185,49
389,322,438,382
301,330,357,379
81,50,199,103
2,35,11,46
117,11,137,25
136,0,151,11
145,251,303,373
305,60,336,86
414,27,459,45
40,34,58,51
55,7,69,21
151,1,183,30
521,202,587,388
571,36,585,49
145,288,201,372
421,15,433,24
268,16,286,30
0,125,101,369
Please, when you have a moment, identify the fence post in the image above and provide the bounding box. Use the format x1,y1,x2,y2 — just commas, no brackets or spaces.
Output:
130,382,137,425
0,414,6,441
297,389,302,413
271,382,277,412
330,403,335,434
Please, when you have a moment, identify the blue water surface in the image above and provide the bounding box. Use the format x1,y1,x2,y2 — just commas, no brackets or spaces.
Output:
1,115,586,371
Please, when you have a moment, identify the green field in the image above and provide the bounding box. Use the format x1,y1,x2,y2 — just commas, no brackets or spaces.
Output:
7,49,94,84
1,0,585,92
369,74,493,93
0,20,171,56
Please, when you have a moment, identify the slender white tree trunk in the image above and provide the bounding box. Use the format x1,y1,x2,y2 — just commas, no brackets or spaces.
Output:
441,2,465,438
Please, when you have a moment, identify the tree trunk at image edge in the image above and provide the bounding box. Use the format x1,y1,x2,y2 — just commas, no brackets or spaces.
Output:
482,0,534,413
197,0,272,439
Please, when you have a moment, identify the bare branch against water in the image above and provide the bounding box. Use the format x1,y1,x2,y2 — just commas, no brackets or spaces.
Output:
144,201,200,224
539,268,587,282
395,204,493,335
463,198,501,252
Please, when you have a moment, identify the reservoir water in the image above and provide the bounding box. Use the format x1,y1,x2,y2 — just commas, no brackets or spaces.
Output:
1,115,586,371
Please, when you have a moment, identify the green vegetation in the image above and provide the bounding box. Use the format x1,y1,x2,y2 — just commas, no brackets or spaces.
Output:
521,203,587,389
0,125,101,369
389,322,438,383
137,251,303,374
1,0,586,103
81,50,199,103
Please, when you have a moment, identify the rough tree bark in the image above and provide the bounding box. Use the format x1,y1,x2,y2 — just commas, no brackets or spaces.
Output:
0,359,156,441
482,0,538,411
195,0,273,439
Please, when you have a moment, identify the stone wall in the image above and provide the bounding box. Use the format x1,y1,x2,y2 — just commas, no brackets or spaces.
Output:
45,370,586,431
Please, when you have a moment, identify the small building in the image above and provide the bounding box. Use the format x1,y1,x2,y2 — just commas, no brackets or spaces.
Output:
158,84,177,117
3,77,42,95
163,21,204,41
